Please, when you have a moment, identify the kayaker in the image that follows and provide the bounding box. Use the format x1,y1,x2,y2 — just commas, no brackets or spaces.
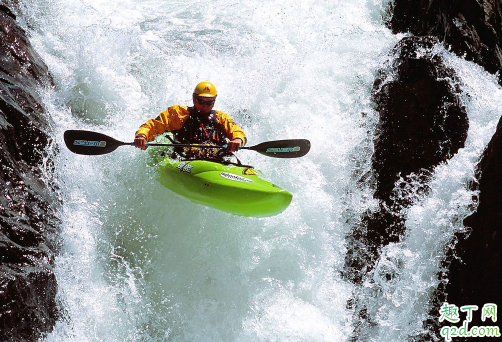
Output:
134,81,246,159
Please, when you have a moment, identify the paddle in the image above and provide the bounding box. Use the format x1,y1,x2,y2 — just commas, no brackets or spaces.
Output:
63,130,311,158
241,139,310,158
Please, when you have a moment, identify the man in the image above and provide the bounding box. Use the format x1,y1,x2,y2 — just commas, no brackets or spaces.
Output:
134,81,246,159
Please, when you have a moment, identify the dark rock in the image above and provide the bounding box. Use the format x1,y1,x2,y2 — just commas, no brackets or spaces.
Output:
447,115,502,324
344,36,470,342
343,36,469,285
0,4,15,20
380,1,502,340
372,37,468,202
387,0,502,83
419,115,502,341
0,5,60,341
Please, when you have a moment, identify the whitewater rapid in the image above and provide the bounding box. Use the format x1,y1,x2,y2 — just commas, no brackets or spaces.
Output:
15,0,502,340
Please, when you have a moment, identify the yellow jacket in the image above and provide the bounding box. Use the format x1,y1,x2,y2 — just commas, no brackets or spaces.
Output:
136,105,246,145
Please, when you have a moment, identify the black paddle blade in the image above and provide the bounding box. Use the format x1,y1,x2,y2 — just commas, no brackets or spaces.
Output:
64,130,126,155
248,139,311,158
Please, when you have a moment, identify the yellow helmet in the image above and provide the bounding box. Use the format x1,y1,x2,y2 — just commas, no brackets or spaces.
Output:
193,81,217,98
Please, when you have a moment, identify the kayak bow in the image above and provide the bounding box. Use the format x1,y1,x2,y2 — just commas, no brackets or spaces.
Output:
157,158,292,217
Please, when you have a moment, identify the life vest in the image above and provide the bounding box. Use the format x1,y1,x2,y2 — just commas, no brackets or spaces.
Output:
172,107,225,145
171,108,227,159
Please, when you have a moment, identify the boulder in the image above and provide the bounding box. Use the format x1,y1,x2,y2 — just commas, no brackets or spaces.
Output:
344,36,468,285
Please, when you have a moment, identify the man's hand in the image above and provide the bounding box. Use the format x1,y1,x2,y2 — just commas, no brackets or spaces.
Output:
134,135,148,150
226,138,243,152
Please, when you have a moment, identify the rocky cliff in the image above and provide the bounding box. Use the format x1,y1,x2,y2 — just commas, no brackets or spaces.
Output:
386,1,502,339
0,4,60,341
344,0,502,340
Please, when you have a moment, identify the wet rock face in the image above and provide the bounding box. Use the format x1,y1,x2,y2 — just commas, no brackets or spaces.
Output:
447,116,502,325
343,36,469,285
339,0,501,341
386,0,502,325
372,37,469,202
0,6,60,341
388,0,502,83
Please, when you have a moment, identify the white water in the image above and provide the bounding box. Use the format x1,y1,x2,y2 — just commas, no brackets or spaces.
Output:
14,0,502,340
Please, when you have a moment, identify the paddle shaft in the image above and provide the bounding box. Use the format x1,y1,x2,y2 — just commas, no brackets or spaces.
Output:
64,130,310,158
133,142,223,148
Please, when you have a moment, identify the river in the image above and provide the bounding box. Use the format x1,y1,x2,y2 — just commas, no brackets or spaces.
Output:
15,0,502,340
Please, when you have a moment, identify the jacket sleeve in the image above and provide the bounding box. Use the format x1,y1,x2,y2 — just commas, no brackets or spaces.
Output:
216,111,247,145
135,105,187,142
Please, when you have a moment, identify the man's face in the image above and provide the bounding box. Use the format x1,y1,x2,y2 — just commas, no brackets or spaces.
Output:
193,95,215,115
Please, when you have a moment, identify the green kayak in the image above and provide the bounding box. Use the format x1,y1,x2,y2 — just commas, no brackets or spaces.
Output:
156,158,292,217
